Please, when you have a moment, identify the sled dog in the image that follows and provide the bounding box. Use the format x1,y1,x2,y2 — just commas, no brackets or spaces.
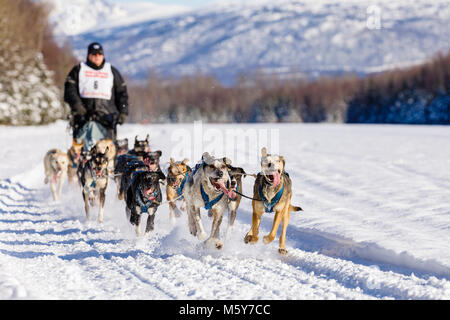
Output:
244,147,302,255
67,139,84,186
126,170,165,237
44,149,69,201
79,147,110,222
166,158,191,220
182,152,236,250
92,138,116,177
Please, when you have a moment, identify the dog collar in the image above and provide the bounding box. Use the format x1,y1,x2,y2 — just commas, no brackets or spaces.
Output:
200,183,224,210
259,184,284,213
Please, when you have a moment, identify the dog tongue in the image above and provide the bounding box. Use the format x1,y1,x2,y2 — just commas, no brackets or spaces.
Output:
217,181,236,199
272,171,281,187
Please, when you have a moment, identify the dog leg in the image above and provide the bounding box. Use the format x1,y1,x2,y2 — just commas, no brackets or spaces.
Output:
180,199,187,211
82,191,90,220
98,188,106,223
187,204,197,237
278,208,290,256
130,207,142,236
205,209,223,250
50,179,58,201
263,206,286,245
144,207,156,237
194,207,207,241
57,173,66,200
244,209,262,244
169,201,181,220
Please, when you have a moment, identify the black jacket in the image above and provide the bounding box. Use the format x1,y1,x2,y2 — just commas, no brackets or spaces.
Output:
64,59,129,129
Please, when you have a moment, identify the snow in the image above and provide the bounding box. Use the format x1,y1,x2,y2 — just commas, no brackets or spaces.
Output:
0,121,449,299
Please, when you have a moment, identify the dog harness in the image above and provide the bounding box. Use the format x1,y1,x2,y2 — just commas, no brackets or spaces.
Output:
259,184,284,213
137,188,158,213
200,183,224,210
177,171,190,197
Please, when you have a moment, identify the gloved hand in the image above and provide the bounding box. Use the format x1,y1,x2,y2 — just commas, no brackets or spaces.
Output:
117,113,127,125
72,104,86,116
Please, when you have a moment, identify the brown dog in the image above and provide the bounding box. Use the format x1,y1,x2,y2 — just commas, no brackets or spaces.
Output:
244,147,302,255
166,158,191,221
44,149,69,201
67,139,84,186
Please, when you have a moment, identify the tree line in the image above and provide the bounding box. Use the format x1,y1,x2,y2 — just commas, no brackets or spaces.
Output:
127,51,449,125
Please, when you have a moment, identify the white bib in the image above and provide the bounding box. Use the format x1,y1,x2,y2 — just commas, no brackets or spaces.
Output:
78,62,114,100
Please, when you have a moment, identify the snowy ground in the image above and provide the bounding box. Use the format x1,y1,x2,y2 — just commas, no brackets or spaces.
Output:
0,121,449,300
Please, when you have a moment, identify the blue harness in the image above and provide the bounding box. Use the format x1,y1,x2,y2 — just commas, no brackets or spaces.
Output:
259,184,284,213
200,183,224,210
177,171,189,197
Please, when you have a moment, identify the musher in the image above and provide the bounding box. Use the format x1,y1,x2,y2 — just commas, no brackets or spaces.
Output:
64,42,129,144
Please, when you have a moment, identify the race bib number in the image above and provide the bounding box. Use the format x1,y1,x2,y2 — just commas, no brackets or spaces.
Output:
78,62,114,100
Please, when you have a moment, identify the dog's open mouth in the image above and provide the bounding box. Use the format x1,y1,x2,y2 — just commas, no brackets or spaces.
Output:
265,170,281,187
143,187,156,200
209,177,236,199
95,169,103,177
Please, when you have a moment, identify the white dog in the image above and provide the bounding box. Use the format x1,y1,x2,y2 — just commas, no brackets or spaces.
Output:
44,149,69,201
182,152,236,250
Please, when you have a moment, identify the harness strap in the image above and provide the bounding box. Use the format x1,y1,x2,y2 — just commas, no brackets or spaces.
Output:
259,184,284,213
200,183,224,210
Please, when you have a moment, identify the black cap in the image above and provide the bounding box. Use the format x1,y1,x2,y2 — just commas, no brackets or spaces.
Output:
87,42,104,55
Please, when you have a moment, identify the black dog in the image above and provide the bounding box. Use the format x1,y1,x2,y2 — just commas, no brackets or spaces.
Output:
119,159,149,201
126,170,165,237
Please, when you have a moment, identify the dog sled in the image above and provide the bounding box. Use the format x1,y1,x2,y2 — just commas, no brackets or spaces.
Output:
74,120,108,151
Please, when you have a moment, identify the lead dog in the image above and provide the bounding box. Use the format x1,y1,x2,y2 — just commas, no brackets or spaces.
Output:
182,152,236,250
79,147,110,222
244,147,302,255
126,170,165,237
44,149,69,201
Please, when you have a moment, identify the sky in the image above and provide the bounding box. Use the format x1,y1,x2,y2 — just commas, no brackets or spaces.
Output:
111,0,221,8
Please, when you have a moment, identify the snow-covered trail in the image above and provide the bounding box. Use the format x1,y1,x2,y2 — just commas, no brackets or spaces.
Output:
0,122,449,300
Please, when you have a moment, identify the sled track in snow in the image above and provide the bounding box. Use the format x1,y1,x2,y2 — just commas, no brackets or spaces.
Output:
1,177,450,300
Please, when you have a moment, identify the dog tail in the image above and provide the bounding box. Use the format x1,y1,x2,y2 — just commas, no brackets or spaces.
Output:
290,204,303,212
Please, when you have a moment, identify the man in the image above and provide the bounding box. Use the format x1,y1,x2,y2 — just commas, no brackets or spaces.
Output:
64,42,128,141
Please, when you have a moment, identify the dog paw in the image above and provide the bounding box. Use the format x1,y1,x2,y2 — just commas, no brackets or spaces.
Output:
263,235,274,244
244,234,258,244
198,232,208,241
278,248,288,256
204,238,223,250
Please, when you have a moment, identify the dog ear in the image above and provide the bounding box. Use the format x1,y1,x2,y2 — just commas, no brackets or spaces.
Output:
135,135,138,143
146,134,149,142
156,150,162,157
223,157,232,166
279,156,285,172
170,157,175,165
261,147,268,157
202,152,213,164
182,158,189,165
